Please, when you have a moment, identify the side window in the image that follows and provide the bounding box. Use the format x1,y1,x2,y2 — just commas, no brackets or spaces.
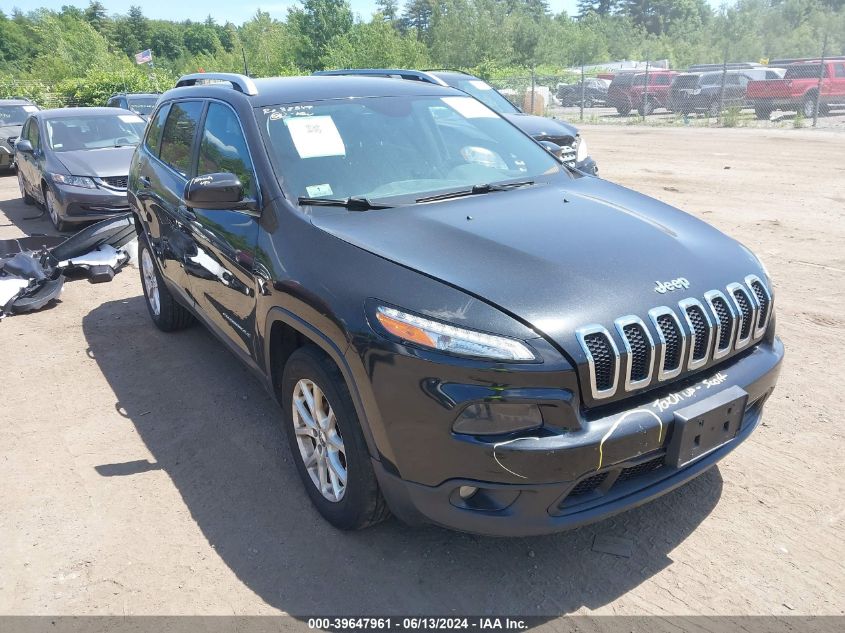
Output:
197,102,255,195
27,119,40,149
159,101,203,177
144,103,170,157
836,64,845,78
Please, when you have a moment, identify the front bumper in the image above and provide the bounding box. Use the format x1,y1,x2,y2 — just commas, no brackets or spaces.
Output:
52,183,130,225
363,336,783,536
0,144,14,168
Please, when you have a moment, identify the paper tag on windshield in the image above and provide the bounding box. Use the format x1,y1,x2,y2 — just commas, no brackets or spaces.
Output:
119,114,144,123
306,183,333,197
441,97,497,119
285,115,345,158
23,105,39,112
468,80,492,91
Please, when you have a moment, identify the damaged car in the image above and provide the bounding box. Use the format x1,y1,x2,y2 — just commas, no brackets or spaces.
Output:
0,214,134,319
0,98,39,171
15,107,147,231
129,73,782,536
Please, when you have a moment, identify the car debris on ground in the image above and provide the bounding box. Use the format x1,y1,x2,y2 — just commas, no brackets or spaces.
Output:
0,213,136,319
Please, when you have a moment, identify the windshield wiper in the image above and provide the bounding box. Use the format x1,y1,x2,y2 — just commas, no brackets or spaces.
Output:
297,196,393,211
416,180,534,203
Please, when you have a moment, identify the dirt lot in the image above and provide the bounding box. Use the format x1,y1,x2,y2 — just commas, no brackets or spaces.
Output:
0,126,843,620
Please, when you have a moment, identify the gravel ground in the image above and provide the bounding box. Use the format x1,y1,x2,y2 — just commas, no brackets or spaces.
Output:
0,125,843,621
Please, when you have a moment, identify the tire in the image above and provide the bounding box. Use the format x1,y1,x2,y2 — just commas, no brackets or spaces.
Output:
583,97,593,108
138,233,195,332
755,106,772,120
802,94,817,119
281,346,390,530
18,169,34,205
708,101,720,118
637,100,654,117
44,184,70,232
616,105,631,116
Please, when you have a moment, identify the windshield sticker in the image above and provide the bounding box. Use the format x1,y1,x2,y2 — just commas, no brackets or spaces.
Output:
285,115,346,159
468,80,493,91
24,105,39,112
118,114,144,123
264,104,314,119
441,96,497,119
306,183,333,197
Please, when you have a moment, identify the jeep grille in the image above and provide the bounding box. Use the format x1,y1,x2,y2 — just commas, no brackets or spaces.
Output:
576,276,772,401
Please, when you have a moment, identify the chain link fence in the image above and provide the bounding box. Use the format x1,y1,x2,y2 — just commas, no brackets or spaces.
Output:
490,45,845,131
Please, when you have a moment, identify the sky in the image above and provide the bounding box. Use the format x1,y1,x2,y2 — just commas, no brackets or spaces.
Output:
8,1,591,24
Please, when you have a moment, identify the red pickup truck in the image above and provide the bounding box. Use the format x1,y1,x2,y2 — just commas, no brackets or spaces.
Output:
747,60,845,119
607,70,679,116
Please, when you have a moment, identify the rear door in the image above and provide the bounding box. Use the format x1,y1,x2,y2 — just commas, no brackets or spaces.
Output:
133,100,205,304
183,100,261,357
831,63,845,105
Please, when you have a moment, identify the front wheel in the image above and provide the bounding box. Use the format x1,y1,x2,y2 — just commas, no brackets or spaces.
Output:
138,234,195,332
616,105,631,116
755,105,772,120
637,100,655,116
44,186,69,232
802,94,817,118
281,346,390,530
583,97,593,108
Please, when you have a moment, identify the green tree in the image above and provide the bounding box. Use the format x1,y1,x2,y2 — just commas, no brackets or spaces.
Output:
288,0,353,70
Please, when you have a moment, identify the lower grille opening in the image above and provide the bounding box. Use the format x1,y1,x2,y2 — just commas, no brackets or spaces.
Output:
584,332,616,392
616,455,666,483
568,472,608,497
656,314,682,371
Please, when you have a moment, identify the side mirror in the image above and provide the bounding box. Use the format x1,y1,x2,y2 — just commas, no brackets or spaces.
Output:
184,172,256,213
15,139,33,154
539,140,564,159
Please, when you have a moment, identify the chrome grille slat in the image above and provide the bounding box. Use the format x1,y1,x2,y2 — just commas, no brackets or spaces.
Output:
727,282,756,350
704,289,737,360
648,306,686,381
575,325,619,399
745,274,772,339
614,315,654,391
679,298,713,370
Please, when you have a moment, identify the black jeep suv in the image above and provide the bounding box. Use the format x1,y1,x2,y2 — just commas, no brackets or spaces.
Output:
128,73,783,536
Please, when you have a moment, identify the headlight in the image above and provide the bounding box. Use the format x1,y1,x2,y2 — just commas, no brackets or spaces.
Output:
374,305,536,362
576,136,588,163
50,173,97,189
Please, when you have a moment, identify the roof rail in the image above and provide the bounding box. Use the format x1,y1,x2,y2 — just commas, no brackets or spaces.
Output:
175,73,258,96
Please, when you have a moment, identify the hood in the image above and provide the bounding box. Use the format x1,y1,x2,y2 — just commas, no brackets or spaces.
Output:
311,177,764,357
54,146,137,178
502,113,578,142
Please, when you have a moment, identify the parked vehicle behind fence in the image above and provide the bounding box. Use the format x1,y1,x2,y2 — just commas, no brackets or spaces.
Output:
15,107,146,231
128,73,783,536
106,93,161,120
607,70,679,116
746,60,845,119
556,78,609,107
669,69,784,116
0,98,39,171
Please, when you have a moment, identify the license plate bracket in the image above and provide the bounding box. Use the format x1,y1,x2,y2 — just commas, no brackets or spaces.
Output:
666,385,748,468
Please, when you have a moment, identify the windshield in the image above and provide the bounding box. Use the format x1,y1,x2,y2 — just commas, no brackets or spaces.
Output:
433,75,520,114
784,64,825,79
45,114,147,151
0,104,37,127
127,97,158,115
259,95,563,204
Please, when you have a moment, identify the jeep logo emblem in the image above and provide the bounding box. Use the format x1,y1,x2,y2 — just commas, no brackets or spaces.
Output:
654,277,690,294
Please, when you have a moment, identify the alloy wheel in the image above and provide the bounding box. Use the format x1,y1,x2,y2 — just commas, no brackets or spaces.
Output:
45,189,60,227
141,248,161,317
17,170,26,198
292,378,347,502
